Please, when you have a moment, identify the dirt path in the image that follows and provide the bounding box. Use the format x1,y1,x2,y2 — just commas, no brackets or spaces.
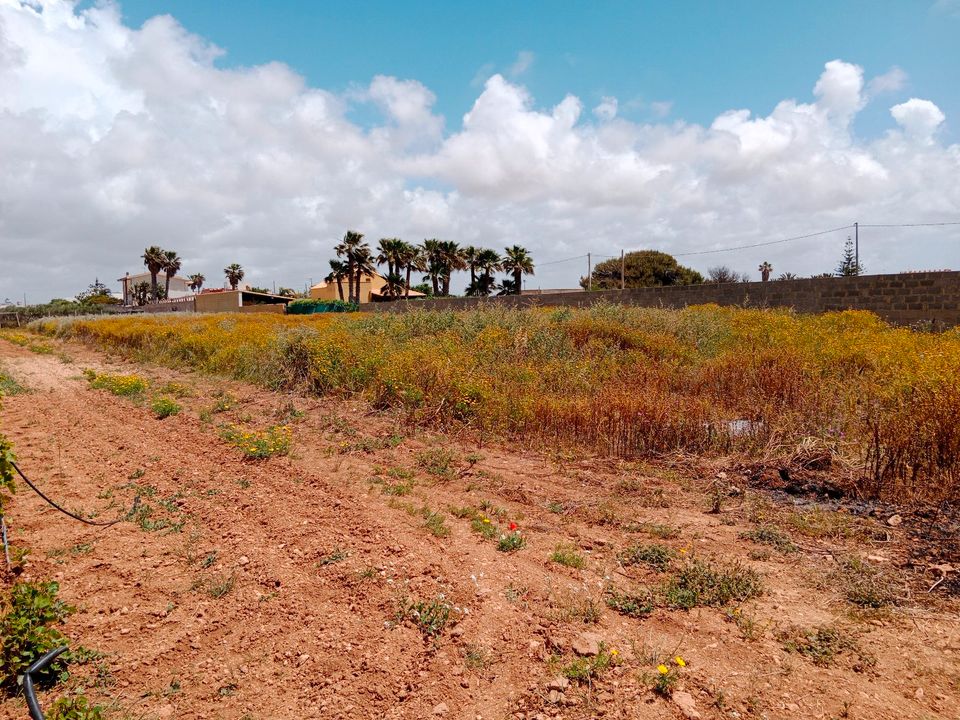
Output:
0,339,958,720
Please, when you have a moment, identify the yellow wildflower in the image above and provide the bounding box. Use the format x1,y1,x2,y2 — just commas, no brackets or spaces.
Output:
674,656,686,667
657,664,669,675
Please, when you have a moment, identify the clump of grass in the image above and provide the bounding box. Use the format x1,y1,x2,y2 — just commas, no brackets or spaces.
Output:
0,366,25,395
605,586,654,618
211,392,235,413
550,544,586,569
151,395,182,419
619,543,675,572
663,558,763,609
546,500,565,514
159,381,194,398
83,369,147,397
788,508,857,539
740,525,797,553
724,607,767,641
463,643,492,670
205,573,235,599
830,556,898,608
421,508,451,538
220,424,292,459
780,625,873,669
497,530,525,552
416,448,457,479
319,547,349,566
625,522,681,539
561,643,619,684
397,595,456,637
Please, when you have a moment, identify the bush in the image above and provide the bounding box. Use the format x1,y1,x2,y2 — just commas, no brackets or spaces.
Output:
663,558,763,609
287,299,358,314
0,581,74,688
47,695,105,720
150,396,181,419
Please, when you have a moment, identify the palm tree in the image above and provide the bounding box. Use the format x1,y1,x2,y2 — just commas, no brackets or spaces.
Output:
438,240,465,296
325,259,348,301
497,278,519,296
383,272,406,299
142,246,166,303
758,261,773,282
462,246,480,292
475,248,503,296
501,245,534,295
352,246,376,303
376,238,406,294
335,231,365,304
420,239,444,296
188,273,205,293
224,263,245,290
163,251,182,298
398,242,423,299
777,272,798,281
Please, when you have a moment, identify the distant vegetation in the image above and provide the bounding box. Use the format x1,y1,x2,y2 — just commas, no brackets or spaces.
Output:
33,305,960,503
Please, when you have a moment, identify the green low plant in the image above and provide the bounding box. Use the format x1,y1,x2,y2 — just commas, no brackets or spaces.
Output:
550,544,585,569
605,586,654,618
397,595,455,637
740,525,797,553
82,369,147,397
618,543,675,571
151,396,182,419
0,581,74,688
496,530,525,553
47,694,105,720
663,558,763,609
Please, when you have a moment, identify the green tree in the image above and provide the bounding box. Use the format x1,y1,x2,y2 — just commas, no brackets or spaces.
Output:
836,238,864,276
438,241,465,296
397,241,423,299
224,263,245,290
582,250,702,290
326,259,348,301
376,238,406,294
421,239,444,296
75,278,113,304
335,231,366,304
141,246,166,302
188,273,205,292
162,250,182,299
352,246,377,302
468,248,502,296
707,266,750,283
132,281,151,306
502,245,535,295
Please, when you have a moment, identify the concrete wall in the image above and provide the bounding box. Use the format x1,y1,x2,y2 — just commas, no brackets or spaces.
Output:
142,298,196,313
370,271,960,328
195,291,242,313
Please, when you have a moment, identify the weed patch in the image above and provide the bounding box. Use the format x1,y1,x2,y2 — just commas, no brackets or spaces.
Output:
83,369,147,397
396,595,456,637
550,544,586,569
740,525,797,553
220,424,292,459
151,395,182,419
0,581,74,688
619,543,675,572
663,558,763,609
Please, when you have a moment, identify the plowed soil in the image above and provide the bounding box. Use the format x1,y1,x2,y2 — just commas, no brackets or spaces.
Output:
0,337,958,720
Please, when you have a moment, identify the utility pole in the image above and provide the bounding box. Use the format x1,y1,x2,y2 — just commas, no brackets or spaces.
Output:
620,249,625,290
854,222,859,273
587,253,592,291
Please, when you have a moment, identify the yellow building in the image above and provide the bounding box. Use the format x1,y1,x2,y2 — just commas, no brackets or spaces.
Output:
310,271,386,304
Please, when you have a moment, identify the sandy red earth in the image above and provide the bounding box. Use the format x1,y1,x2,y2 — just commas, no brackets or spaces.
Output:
0,337,958,720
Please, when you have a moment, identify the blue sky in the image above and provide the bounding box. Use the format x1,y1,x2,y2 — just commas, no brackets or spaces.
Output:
116,0,958,141
2,1,959,299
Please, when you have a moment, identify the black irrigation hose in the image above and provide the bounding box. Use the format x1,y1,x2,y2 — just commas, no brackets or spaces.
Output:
11,461,135,527
22,645,68,720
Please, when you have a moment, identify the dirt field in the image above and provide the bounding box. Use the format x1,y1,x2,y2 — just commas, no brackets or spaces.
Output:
1,337,958,720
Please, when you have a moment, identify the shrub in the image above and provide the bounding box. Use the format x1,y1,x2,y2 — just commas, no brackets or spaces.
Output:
0,581,74,688
550,544,586,569
605,586,654,618
618,543,675,571
83,369,147,397
663,558,763,609
220,424,292,459
151,396,182,419
47,694,105,720
397,595,455,637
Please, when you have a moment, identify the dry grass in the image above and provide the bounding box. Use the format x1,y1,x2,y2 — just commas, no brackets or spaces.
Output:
32,304,960,503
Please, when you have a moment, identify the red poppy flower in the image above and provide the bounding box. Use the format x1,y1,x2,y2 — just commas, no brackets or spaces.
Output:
509,522,518,531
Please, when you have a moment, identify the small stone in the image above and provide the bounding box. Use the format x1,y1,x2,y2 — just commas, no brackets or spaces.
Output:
672,690,703,720
914,687,924,700
867,554,888,563
547,676,570,692
433,702,449,715
156,705,175,719
786,702,800,712
547,690,563,704
238,555,250,566
572,632,602,656
887,514,903,527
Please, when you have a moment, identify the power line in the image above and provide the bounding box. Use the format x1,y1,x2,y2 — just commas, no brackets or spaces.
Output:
538,254,588,267
672,224,853,257
858,221,960,228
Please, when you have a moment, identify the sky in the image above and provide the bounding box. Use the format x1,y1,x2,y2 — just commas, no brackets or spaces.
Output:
2,0,959,302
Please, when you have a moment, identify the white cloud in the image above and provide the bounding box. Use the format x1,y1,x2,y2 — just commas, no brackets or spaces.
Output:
649,100,673,118
867,66,907,97
0,2,958,300
593,96,618,121
891,98,946,143
508,50,534,77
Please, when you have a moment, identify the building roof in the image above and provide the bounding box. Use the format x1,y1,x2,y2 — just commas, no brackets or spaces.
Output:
310,269,384,290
